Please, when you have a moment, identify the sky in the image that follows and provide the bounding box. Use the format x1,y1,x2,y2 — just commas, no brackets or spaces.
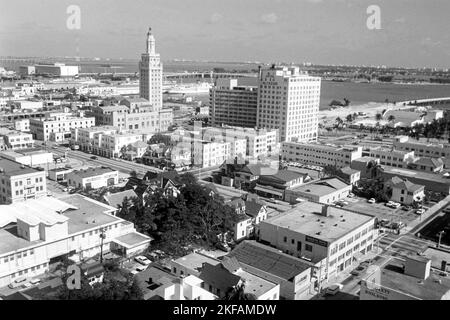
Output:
1,0,449,68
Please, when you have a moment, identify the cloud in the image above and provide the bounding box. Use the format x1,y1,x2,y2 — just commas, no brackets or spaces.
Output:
261,13,278,24
209,13,223,24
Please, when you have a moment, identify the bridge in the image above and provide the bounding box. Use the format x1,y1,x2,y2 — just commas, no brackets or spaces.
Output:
77,71,258,81
398,97,450,108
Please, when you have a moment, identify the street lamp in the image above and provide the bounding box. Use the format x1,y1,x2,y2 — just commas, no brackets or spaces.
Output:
437,230,446,249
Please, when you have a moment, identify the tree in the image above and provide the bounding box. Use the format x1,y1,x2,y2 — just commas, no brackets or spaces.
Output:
223,282,257,301
346,114,353,123
388,115,396,123
375,113,383,122
148,133,172,146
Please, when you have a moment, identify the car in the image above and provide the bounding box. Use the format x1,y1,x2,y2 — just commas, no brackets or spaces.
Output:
90,156,98,160
134,255,151,266
135,265,147,272
266,198,279,204
8,277,27,289
379,218,390,227
347,193,355,198
391,203,401,209
367,198,376,204
402,205,412,211
325,283,344,296
52,146,58,149
351,264,369,276
391,221,405,230
29,279,41,285
415,208,426,215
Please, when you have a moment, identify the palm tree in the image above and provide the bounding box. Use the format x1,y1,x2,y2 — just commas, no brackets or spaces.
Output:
223,282,257,301
375,113,383,122
388,115,396,123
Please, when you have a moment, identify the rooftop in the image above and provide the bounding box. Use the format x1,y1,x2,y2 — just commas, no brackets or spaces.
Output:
172,251,220,274
392,179,424,192
262,201,374,244
382,166,450,184
69,166,117,179
374,260,450,300
228,241,314,281
0,157,41,176
234,268,278,298
292,178,349,196
104,189,138,209
113,231,152,249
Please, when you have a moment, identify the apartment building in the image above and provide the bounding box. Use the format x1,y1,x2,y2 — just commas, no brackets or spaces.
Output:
0,157,47,204
203,126,278,160
66,167,119,190
0,194,152,288
393,135,450,159
258,201,376,282
256,65,321,143
90,101,173,134
29,112,95,142
368,147,415,168
14,119,30,132
192,138,246,168
71,126,148,158
0,129,34,150
209,78,259,128
282,142,362,168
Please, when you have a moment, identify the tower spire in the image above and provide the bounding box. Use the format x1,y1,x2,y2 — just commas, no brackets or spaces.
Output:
146,27,155,54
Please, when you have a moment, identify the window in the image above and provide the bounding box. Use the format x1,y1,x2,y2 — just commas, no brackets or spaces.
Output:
305,244,313,252
283,236,287,243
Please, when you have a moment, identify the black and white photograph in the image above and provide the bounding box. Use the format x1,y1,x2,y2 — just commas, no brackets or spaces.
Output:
0,0,450,311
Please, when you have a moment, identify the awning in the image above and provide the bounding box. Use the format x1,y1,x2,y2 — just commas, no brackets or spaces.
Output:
254,186,283,197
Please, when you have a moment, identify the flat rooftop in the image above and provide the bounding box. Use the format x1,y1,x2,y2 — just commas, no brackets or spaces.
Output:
234,269,278,298
113,232,152,248
59,194,120,234
262,201,374,243
0,157,41,175
377,261,450,300
382,166,450,184
292,178,349,196
70,166,117,179
172,252,220,274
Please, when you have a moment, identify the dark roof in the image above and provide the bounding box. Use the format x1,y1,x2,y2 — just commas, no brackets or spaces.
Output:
227,241,314,281
0,157,40,176
414,157,444,168
392,179,424,192
240,164,268,176
70,166,117,179
260,170,306,183
339,166,360,176
244,200,264,218
221,256,241,273
199,263,241,293
80,262,105,277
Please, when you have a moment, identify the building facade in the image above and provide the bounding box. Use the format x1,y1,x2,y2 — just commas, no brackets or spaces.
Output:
66,167,119,190
256,65,321,143
209,78,259,128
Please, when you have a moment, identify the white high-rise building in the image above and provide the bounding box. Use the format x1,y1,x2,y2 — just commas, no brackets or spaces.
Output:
256,65,321,143
139,27,163,111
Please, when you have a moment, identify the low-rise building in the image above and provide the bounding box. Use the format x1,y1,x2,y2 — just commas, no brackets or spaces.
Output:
254,170,310,200
29,112,95,142
14,119,30,132
66,167,119,190
407,157,444,173
170,251,221,278
350,157,381,179
284,177,352,204
281,142,362,168
385,177,425,205
368,147,415,168
337,166,361,185
393,135,450,160
199,256,280,300
0,157,47,204
0,148,53,167
360,255,450,300
258,201,376,282
227,240,315,300
0,194,152,288
0,129,34,150
48,167,73,182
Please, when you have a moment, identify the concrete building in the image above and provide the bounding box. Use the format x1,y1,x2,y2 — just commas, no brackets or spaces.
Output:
350,157,381,179
0,149,53,168
170,251,221,278
0,194,152,288
282,142,362,168
256,65,321,143
29,112,95,142
407,157,444,173
0,157,47,204
90,101,173,133
360,255,450,300
368,147,415,168
202,126,279,160
34,63,79,77
228,241,315,300
66,167,119,190
393,136,450,159
7,100,44,111
139,28,163,111
209,78,259,128
255,170,310,200
48,167,73,182
337,167,361,185
71,126,149,159
258,201,376,281
19,66,36,77
0,129,33,150
284,177,352,204
14,119,30,132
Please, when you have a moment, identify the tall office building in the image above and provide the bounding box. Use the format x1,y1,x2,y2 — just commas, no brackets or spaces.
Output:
209,78,259,128
139,27,163,111
256,65,321,143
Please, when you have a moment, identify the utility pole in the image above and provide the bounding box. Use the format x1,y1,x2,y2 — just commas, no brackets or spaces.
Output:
99,228,106,263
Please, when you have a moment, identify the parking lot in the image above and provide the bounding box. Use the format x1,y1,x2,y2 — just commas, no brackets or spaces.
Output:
341,196,426,227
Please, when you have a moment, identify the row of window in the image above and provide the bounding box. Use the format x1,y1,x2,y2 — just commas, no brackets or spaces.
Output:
1,248,35,264
11,263,48,279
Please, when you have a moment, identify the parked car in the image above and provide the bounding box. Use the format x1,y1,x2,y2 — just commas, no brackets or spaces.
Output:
402,205,412,211
351,263,369,276
90,155,98,160
8,278,27,289
391,203,401,209
134,255,151,266
347,193,355,198
325,283,344,296
379,219,390,227
415,208,426,215
135,265,147,272
367,198,376,204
